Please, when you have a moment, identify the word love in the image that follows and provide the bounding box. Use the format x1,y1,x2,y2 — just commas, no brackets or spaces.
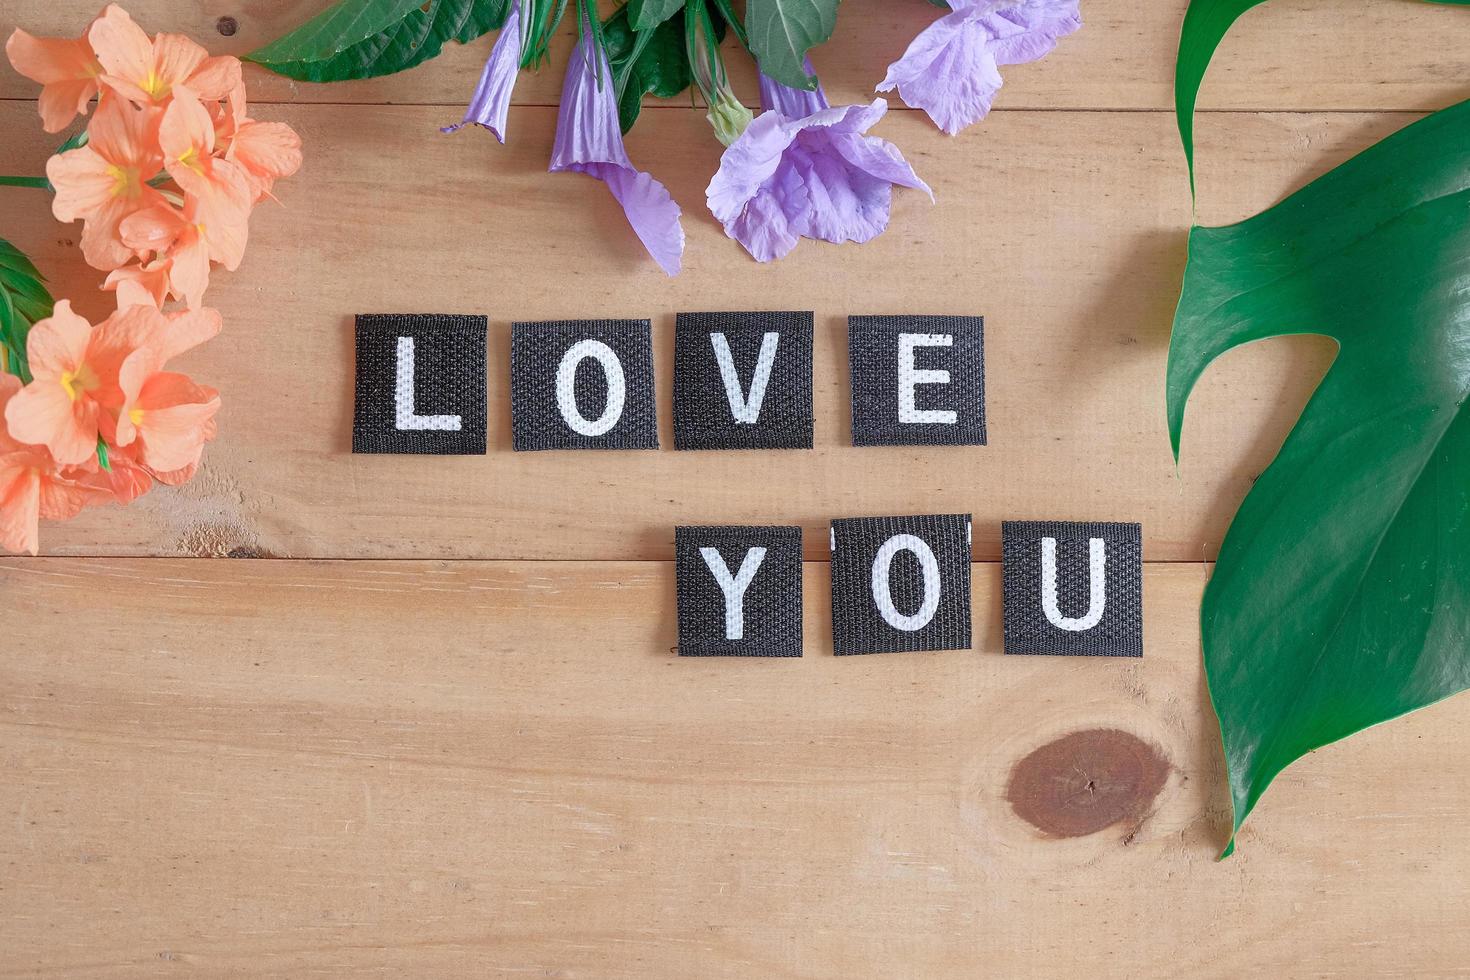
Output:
677,518,1144,658
351,312,987,454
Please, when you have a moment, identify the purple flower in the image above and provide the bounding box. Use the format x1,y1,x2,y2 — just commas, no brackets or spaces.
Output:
707,73,931,263
442,0,522,141
878,0,1081,135
549,27,685,276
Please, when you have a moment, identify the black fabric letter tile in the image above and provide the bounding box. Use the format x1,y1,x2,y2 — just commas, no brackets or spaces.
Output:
675,526,803,657
673,311,814,451
1002,521,1143,657
830,514,972,655
352,313,487,455
510,319,659,451
848,314,986,447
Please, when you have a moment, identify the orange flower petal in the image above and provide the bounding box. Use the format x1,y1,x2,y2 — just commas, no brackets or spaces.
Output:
231,120,303,194
46,145,114,223
151,33,207,93
132,373,220,473
87,93,162,174
5,28,98,85
79,193,147,271
165,236,212,309
88,4,154,99
158,307,222,361
119,202,188,253
159,87,216,191
36,78,100,134
4,380,97,466
0,458,42,555
38,470,113,520
92,442,153,502
104,258,173,309
23,300,92,380
186,54,242,102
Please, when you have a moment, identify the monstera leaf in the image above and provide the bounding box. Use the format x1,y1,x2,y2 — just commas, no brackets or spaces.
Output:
1169,97,1470,855
248,0,509,82
1174,0,1470,187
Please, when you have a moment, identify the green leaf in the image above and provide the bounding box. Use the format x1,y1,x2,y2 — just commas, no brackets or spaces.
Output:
745,0,837,91
0,237,53,385
628,0,684,30
1167,99,1470,856
248,0,509,82
1173,0,1469,191
605,5,694,133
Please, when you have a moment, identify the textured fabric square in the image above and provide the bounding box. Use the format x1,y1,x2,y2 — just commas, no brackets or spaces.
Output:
510,319,659,451
676,526,803,657
848,315,986,447
353,313,487,455
673,311,814,451
830,514,972,655
1002,521,1143,657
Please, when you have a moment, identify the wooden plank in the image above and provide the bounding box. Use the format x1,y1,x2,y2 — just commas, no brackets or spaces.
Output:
0,103,1399,560
1,0,1466,111
2,558,1469,976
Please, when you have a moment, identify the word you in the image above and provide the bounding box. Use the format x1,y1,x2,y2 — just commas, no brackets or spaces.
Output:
677,518,1143,658
351,312,986,455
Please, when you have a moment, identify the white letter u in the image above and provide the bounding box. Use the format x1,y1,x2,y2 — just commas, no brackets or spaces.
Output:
1041,537,1106,631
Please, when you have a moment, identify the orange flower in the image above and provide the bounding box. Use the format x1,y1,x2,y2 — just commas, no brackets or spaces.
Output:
4,27,103,133
112,314,221,474
92,440,154,503
0,374,113,555
218,87,303,202
119,192,247,308
103,256,172,308
2,301,216,465
5,301,118,464
159,85,253,208
87,4,240,105
45,92,165,270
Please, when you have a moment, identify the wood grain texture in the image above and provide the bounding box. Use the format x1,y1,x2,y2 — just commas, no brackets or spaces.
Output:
3,559,1469,977
2,0,1466,110
0,103,1404,560
3,1,1470,974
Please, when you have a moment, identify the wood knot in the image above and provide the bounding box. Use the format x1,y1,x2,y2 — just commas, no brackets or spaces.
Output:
1006,728,1169,839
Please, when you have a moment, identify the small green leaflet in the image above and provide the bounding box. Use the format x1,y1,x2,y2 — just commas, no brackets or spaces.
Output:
1169,103,1470,856
0,237,54,385
627,0,684,31
248,0,510,82
1174,0,1470,191
745,0,838,91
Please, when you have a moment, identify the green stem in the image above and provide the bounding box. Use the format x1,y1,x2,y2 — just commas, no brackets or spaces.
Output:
0,176,50,190
708,0,749,53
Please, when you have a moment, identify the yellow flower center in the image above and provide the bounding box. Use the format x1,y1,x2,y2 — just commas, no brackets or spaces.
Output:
60,363,99,402
142,69,169,100
177,146,204,175
129,407,145,426
107,164,142,200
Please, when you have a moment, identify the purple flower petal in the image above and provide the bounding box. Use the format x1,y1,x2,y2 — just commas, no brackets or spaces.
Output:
758,58,830,117
550,28,685,276
878,0,1081,135
707,94,930,263
442,0,522,141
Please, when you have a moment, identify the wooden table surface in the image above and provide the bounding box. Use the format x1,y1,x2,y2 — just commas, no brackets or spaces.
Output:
3,0,1468,976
